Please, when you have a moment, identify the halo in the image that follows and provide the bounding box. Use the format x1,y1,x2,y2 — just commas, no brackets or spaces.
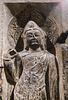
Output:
7,4,60,52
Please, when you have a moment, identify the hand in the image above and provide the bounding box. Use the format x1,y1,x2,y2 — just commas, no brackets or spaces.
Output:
8,49,18,59
3,48,18,60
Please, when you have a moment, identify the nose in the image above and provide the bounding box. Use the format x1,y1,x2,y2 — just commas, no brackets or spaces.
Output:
33,34,36,39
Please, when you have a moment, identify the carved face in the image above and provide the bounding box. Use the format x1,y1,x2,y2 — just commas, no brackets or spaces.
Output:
26,29,41,50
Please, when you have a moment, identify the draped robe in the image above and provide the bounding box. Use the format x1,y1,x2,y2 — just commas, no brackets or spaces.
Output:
3,50,58,100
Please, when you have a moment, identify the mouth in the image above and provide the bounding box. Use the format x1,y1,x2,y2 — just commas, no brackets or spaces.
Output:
31,39,38,45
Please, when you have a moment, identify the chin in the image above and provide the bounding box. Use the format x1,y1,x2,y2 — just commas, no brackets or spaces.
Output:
30,44,39,50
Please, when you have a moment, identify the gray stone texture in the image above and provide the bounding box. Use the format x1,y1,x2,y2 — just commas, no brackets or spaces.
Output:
0,0,68,100
3,21,58,100
61,44,68,100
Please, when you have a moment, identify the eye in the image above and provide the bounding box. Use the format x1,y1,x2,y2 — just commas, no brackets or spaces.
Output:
35,33,40,37
27,33,33,37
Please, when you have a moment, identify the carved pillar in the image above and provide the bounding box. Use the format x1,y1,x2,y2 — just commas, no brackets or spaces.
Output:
61,44,68,100
0,3,4,100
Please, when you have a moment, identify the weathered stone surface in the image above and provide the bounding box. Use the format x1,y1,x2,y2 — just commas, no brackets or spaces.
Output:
55,43,64,100
0,1,68,100
4,21,58,100
7,3,60,50
61,44,68,100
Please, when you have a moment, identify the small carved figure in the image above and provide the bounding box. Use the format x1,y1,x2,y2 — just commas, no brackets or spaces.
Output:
3,21,58,100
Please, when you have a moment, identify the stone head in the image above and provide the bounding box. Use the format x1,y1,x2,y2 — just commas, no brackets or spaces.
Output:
21,21,47,51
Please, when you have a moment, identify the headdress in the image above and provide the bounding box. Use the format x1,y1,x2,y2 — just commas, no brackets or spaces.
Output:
21,21,47,38
21,21,47,50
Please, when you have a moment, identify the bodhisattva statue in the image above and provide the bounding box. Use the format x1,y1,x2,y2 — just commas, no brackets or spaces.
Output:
3,21,58,100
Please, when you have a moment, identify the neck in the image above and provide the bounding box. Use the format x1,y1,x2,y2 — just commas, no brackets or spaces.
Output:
28,47,42,52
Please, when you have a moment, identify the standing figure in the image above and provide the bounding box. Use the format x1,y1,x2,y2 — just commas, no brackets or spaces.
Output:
3,21,58,100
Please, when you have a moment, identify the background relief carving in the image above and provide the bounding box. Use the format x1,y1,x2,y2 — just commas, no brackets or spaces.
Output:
7,4,60,53
0,2,67,100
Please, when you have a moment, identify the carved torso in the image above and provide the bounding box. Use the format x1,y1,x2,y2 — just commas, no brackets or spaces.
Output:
14,51,49,100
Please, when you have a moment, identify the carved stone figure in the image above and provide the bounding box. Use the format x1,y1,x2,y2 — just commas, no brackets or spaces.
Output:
61,44,68,100
3,21,58,100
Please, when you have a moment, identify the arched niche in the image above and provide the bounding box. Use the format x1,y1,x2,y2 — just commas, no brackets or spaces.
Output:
7,3,60,55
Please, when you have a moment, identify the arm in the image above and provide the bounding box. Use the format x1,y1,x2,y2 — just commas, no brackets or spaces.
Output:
3,49,23,86
48,55,59,100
